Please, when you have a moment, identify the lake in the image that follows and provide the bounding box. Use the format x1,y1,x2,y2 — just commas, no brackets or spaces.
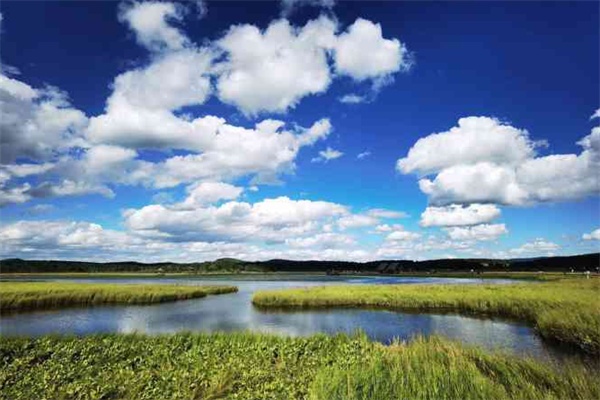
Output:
0,275,565,361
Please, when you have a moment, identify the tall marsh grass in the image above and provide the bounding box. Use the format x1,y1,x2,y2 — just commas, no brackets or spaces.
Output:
253,279,600,354
0,282,237,312
1,333,598,400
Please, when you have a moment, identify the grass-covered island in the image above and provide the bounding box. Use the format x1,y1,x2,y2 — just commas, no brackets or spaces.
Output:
253,278,600,355
1,332,599,400
0,282,237,312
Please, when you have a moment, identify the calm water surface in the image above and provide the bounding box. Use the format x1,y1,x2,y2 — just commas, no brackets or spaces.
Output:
0,275,562,361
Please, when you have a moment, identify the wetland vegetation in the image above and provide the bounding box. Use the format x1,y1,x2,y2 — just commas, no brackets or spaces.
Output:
2,274,599,399
253,278,600,354
0,282,237,313
1,332,599,400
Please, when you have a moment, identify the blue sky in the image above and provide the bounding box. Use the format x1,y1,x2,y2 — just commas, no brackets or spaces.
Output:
0,0,598,262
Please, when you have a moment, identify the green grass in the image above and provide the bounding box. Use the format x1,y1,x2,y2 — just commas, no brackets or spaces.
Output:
0,333,598,400
253,278,600,354
0,282,237,312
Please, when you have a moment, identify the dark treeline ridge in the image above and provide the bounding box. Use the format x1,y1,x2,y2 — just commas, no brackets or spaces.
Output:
1,253,598,274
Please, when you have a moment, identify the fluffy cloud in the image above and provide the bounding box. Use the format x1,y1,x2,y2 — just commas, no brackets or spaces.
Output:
119,1,190,52
397,117,538,175
85,14,334,188
114,3,409,117
0,158,116,206
357,151,371,159
180,182,243,208
124,195,348,243
311,147,343,163
126,118,331,188
285,232,355,249
334,18,409,81
214,16,409,114
2,6,409,208
108,49,214,112
80,145,137,176
386,229,421,241
510,238,559,255
420,204,501,227
0,163,54,180
418,162,528,206
582,228,600,240
376,232,464,259
8,116,330,201
27,180,114,199
0,180,114,207
0,217,377,262
0,183,31,206
0,220,141,253
335,208,406,230
215,17,336,115
0,72,131,205
444,224,507,241
86,48,216,150
339,94,366,104
399,116,600,206
0,74,87,164
374,224,403,233
337,214,379,230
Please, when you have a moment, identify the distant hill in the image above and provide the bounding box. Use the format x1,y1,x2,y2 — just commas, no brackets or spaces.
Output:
0,253,598,274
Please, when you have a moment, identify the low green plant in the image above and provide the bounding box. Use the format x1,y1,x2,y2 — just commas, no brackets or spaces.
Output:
0,282,237,312
0,333,598,400
253,278,600,354
309,336,600,400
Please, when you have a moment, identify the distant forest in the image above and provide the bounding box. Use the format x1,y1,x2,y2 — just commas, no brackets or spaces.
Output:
1,253,598,274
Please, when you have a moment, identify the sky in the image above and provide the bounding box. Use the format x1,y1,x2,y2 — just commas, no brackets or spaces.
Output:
0,0,598,263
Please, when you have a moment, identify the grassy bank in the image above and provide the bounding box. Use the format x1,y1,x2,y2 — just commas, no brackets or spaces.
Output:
0,282,237,312
253,279,600,354
0,333,598,400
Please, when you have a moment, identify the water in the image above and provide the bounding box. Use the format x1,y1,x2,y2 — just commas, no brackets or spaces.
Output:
0,275,562,361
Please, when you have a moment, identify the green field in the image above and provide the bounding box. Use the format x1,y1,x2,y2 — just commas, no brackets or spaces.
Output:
253,278,600,354
0,282,237,312
0,332,598,400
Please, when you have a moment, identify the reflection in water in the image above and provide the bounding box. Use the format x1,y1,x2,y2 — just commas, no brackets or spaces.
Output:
0,276,558,361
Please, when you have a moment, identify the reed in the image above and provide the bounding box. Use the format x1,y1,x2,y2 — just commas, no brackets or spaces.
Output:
1,333,598,400
0,282,237,312
252,278,600,354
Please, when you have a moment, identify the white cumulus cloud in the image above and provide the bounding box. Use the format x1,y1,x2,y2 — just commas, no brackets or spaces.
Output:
399,116,600,206
420,204,501,227
215,17,336,115
180,182,243,208
119,1,190,52
0,74,87,164
510,238,559,255
334,18,409,81
311,147,343,163
444,224,508,241
582,228,600,240
397,117,539,175
124,195,348,243
385,229,421,242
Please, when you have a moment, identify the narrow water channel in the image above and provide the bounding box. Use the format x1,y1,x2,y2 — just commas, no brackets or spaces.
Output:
0,275,566,362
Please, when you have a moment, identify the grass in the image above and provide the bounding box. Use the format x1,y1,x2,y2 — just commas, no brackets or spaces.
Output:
0,282,237,312
252,278,600,354
0,333,598,400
